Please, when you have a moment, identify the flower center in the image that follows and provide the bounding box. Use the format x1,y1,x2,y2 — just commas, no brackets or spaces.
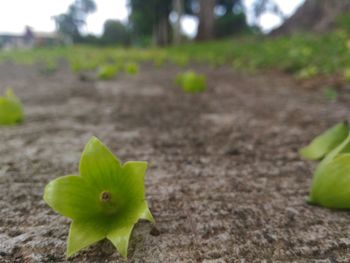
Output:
100,191,111,202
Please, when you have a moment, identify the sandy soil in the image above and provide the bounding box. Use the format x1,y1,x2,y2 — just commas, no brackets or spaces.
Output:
1,62,350,263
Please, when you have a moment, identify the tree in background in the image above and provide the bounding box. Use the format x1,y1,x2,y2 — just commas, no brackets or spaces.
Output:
128,0,244,44
184,0,248,41
153,0,173,46
196,0,216,41
172,0,184,44
128,0,172,46
54,0,96,42
100,20,130,46
214,0,250,38
252,0,284,26
128,0,154,45
54,0,283,46
54,5,80,42
214,12,248,38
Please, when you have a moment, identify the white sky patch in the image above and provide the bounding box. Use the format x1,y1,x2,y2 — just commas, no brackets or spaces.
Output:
181,15,199,38
244,0,305,32
258,13,282,32
0,0,304,36
277,0,305,15
84,0,128,35
0,0,73,34
0,0,128,35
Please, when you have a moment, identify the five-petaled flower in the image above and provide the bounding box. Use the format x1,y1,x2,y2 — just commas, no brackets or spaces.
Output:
44,136,154,258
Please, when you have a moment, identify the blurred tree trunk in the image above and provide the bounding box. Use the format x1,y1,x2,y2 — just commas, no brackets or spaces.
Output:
272,0,350,35
154,0,172,46
173,0,183,44
196,0,216,41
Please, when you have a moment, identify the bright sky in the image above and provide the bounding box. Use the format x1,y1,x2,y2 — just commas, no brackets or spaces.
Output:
244,0,305,32
0,0,128,35
0,0,304,36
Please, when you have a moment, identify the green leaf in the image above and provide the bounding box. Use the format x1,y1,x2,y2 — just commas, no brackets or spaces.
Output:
44,175,102,220
299,122,349,160
107,225,134,258
0,88,23,125
79,136,122,189
309,154,350,209
67,218,108,257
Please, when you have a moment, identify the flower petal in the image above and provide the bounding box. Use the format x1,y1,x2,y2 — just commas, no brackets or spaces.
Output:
79,136,122,189
44,175,102,219
107,224,134,258
119,162,154,223
120,161,148,202
67,218,108,257
310,153,350,209
300,121,349,160
106,201,154,258
139,201,155,223
316,132,350,173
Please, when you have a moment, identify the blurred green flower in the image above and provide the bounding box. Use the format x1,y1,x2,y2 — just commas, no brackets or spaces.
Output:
0,88,23,125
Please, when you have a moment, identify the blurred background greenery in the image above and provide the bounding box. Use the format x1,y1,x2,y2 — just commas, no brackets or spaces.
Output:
2,0,350,86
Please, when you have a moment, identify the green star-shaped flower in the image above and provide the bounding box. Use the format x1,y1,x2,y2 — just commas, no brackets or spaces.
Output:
44,136,154,258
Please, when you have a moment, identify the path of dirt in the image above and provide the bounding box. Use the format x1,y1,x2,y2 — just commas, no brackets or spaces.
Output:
1,62,350,262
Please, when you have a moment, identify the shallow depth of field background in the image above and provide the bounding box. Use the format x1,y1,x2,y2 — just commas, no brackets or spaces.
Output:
2,0,350,262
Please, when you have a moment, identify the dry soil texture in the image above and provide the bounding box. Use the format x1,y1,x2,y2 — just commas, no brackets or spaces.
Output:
1,62,350,263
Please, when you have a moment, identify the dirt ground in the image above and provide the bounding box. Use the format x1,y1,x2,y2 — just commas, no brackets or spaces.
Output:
1,61,350,263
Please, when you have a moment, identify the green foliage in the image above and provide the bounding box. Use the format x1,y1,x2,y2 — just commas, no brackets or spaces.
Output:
214,12,250,38
2,32,350,82
300,122,349,160
124,62,139,74
176,71,207,93
129,0,172,45
39,59,58,76
129,0,154,38
97,65,119,80
153,55,166,68
344,68,350,83
0,88,24,125
296,66,318,80
101,20,130,46
300,122,350,209
54,12,80,42
54,0,96,42
79,34,101,45
44,137,154,258
171,55,189,68
336,14,350,34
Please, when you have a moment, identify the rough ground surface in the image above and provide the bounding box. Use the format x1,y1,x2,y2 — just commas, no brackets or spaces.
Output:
1,62,350,263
